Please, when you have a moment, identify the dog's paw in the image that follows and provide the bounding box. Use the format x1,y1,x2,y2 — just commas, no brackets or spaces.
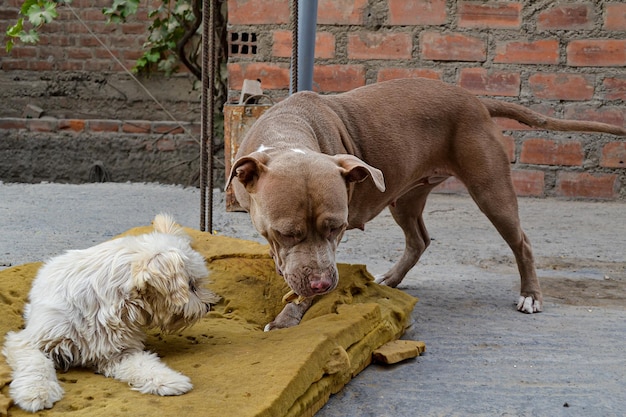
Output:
374,273,401,288
517,296,542,313
10,377,64,412
132,371,193,396
264,318,297,331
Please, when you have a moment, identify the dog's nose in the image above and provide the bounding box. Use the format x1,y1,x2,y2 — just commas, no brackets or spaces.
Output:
310,279,332,293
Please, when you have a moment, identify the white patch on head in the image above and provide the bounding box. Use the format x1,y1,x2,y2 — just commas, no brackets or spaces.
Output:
256,144,273,153
291,148,306,154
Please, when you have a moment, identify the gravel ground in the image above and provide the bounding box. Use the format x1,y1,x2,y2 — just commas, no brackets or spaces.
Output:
1,182,624,416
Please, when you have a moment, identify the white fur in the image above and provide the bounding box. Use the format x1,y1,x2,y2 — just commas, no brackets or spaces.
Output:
2,214,219,412
256,144,273,152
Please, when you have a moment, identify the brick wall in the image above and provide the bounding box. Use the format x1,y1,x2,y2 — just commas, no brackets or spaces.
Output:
1,1,625,198
0,0,199,121
227,0,626,200
1,0,151,72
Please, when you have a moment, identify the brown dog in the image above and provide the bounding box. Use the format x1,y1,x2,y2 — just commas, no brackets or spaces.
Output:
225,78,625,330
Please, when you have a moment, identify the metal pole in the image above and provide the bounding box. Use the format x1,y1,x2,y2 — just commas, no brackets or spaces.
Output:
295,0,317,92
200,0,216,232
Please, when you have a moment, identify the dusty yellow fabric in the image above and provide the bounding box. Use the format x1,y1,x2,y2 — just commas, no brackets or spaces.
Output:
0,228,417,417
373,340,427,365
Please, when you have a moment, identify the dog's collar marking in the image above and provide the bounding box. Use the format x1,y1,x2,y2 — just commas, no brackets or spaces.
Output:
256,144,273,152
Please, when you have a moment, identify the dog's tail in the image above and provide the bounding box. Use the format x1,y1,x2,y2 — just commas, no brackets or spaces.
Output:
152,213,186,237
480,98,626,136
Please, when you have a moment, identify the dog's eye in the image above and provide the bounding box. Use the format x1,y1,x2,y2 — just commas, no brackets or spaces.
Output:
327,224,346,240
275,230,302,244
189,281,198,293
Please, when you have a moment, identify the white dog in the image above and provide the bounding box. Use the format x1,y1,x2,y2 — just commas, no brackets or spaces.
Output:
2,214,219,412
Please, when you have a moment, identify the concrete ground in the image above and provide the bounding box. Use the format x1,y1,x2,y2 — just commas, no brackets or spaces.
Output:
1,182,624,416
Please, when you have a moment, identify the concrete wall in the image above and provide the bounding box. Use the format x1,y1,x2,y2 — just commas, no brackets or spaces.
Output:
0,118,205,185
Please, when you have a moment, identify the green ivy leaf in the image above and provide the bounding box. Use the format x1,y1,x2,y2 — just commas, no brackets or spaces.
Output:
27,2,58,27
5,18,24,37
20,29,40,44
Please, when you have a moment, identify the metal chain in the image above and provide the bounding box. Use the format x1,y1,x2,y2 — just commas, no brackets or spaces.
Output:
291,0,299,93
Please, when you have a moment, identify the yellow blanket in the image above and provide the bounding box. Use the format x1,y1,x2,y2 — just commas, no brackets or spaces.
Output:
0,227,417,417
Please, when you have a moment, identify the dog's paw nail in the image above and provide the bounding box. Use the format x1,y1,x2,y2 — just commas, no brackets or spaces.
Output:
517,296,541,314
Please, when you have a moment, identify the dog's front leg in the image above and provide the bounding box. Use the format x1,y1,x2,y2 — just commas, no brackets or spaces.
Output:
264,297,315,331
99,350,192,396
3,331,65,412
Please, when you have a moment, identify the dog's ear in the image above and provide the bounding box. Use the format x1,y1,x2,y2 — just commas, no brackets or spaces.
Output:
132,250,190,307
331,154,386,192
225,151,270,192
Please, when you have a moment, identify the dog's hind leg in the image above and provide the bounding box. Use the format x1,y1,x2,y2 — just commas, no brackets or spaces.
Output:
459,140,542,313
2,331,64,412
375,185,436,287
99,350,193,396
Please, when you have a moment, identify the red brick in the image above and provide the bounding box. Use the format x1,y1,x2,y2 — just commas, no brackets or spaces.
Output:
28,61,55,71
459,68,520,97
603,77,626,101
556,172,618,200
0,118,27,130
39,34,74,47
58,119,85,132
528,73,594,101
567,40,626,67
601,142,626,169
563,105,625,128
122,23,148,35
122,121,152,134
604,3,626,31
376,68,442,83
11,47,37,59
537,4,594,30
88,120,120,133
1,60,28,70
458,1,522,29
28,119,58,132
421,32,486,62
317,0,368,25
512,170,545,197
67,48,93,60
227,62,291,90
272,30,335,59
520,138,584,166
227,0,290,24
494,39,559,65
78,8,108,22
388,0,447,26
313,64,366,92
153,122,185,135
348,32,412,60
